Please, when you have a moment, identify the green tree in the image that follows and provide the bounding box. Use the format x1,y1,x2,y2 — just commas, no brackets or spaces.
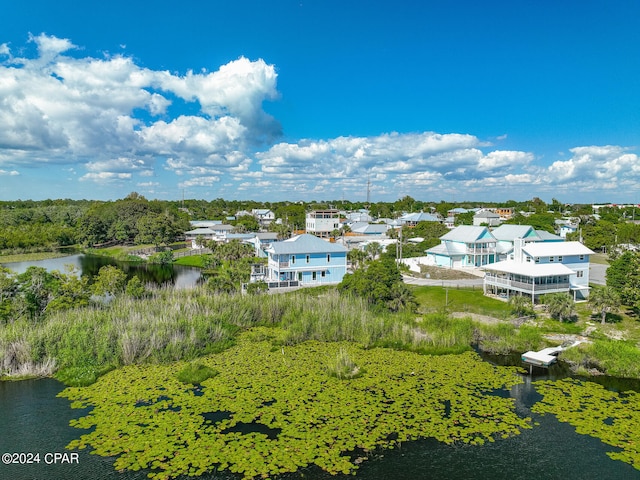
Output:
47,267,91,312
16,267,57,320
347,249,367,271
364,242,382,261
589,286,620,324
606,251,640,309
125,276,147,298
0,267,18,322
542,293,575,322
509,295,534,317
92,265,127,297
233,215,260,232
339,257,416,312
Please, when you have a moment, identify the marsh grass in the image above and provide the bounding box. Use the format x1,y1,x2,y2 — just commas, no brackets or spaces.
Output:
412,286,512,318
327,347,362,379
560,339,640,378
474,323,546,354
176,363,219,384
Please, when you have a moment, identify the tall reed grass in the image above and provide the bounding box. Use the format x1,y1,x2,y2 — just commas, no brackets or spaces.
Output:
0,287,482,384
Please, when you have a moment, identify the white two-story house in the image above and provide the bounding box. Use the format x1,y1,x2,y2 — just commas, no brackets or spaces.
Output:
483,238,594,302
265,234,347,286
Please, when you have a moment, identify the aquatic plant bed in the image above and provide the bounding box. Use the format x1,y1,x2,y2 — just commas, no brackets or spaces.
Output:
533,378,640,470
60,327,531,479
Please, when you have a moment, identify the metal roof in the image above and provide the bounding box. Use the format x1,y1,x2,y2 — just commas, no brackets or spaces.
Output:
522,241,594,257
440,225,494,243
267,234,347,255
483,261,575,277
491,224,537,241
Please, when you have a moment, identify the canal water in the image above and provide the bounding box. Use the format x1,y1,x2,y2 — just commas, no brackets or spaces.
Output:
2,254,202,289
1,368,639,480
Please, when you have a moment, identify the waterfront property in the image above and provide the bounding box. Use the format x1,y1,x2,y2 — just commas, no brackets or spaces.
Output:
184,224,235,247
425,225,497,268
491,224,563,261
265,234,347,286
483,238,594,301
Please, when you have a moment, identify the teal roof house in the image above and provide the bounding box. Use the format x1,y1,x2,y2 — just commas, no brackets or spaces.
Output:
425,226,497,268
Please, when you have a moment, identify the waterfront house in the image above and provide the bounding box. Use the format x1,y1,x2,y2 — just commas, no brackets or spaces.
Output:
483,238,594,302
185,224,235,247
265,234,347,286
425,225,497,268
491,224,563,261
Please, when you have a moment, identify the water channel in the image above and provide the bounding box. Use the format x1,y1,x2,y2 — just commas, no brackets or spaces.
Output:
2,253,203,289
2,363,639,480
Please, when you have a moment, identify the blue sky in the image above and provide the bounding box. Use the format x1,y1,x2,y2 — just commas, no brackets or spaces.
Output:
1,0,639,203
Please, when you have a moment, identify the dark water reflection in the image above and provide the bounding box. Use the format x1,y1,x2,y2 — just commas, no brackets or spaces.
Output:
3,254,202,289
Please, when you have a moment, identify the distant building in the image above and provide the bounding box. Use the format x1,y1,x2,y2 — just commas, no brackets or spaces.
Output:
398,212,441,226
185,224,235,247
306,209,341,238
494,207,514,220
473,209,501,227
251,209,275,227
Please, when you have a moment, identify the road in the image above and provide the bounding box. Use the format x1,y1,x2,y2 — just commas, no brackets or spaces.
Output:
402,275,484,288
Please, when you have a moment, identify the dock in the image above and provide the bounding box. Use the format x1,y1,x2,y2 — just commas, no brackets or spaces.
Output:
521,341,583,372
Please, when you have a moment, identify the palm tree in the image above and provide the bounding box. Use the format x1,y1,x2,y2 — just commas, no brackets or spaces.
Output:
543,293,575,322
364,241,382,261
589,286,620,324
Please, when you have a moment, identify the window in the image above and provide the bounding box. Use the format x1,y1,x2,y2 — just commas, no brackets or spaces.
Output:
306,255,310,263
526,256,531,262
535,257,540,263
298,272,302,281
558,256,563,262
312,271,317,281
579,254,585,260
327,254,331,262
549,256,555,262
577,270,584,278
291,255,295,264
321,271,326,278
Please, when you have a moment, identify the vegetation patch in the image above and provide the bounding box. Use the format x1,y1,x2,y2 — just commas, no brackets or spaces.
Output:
533,378,640,470
60,328,531,479
176,363,218,385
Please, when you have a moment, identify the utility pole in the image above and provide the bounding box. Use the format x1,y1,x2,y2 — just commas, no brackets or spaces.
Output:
366,173,371,209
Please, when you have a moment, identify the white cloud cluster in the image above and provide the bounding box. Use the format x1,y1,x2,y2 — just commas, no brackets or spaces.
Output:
1,34,639,202
0,33,279,184
253,132,539,198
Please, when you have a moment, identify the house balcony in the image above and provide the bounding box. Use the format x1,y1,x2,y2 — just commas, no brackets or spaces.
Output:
485,275,570,293
465,247,496,254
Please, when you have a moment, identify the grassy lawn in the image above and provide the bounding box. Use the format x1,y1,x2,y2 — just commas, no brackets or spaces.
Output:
0,251,74,263
174,255,207,268
590,253,610,265
412,285,512,318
